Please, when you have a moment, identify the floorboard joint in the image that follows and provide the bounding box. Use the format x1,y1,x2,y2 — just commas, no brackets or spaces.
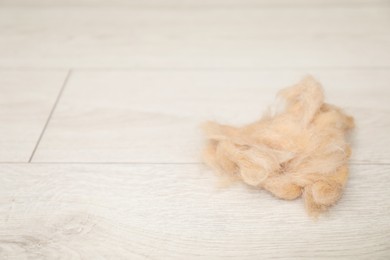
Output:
28,70,72,163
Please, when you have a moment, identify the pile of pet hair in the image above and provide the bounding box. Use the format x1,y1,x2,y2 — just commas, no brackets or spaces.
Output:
202,76,354,216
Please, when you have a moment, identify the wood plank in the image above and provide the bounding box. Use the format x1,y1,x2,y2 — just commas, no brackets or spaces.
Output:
0,163,389,259
0,7,389,68
0,0,388,7
33,69,390,163
0,70,68,162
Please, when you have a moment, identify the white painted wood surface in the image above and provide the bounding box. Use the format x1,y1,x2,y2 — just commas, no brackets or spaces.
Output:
0,70,67,162
0,0,389,259
32,69,390,164
0,0,388,6
0,164,389,259
0,7,389,68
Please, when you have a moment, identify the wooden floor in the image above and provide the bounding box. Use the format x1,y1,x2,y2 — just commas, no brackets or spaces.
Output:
1,0,390,259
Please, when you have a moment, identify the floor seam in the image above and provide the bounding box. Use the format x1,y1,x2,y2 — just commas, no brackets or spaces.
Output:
1,66,390,71
0,162,389,166
28,70,72,163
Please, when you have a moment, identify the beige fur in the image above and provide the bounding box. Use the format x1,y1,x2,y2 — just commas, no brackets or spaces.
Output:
202,76,354,216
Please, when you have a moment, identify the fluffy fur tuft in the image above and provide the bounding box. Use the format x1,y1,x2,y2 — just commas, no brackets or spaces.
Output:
202,76,354,216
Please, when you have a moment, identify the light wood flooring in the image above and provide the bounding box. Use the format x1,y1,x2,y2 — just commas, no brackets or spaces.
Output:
0,0,389,259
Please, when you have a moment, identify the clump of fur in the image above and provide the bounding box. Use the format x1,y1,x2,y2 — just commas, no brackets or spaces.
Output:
202,76,354,216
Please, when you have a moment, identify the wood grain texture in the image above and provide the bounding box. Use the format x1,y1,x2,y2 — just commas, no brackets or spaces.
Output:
0,164,389,259
0,7,389,69
0,1,389,258
33,69,390,164
0,0,388,6
0,70,67,162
